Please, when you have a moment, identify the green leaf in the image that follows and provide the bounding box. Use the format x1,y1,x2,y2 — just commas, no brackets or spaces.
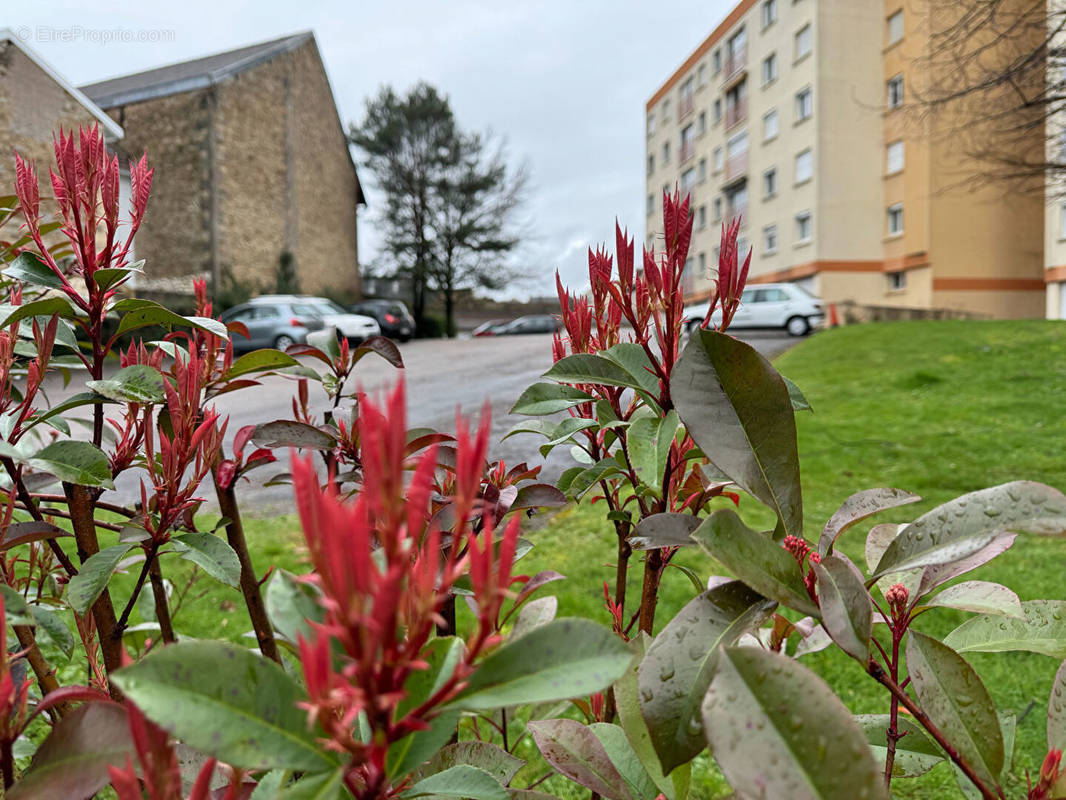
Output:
265,569,323,646
639,581,776,772
627,411,679,492
113,300,228,339
86,364,166,404
252,420,337,450
589,723,660,800
874,482,1066,578
923,581,1023,618
7,702,133,800
447,619,634,710
614,636,676,799
511,382,595,416
528,718,638,800
387,711,460,781
0,298,76,329
782,375,812,412
112,641,337,772
567,458,623,500
543,353,635,388
702,647,887,800
29,440,114,489
691,508,820,617
27,392,105,431
511,596,557,639
276,769,346,799
224,349,300,381
93,261,144,291
943,599,1066,658
1047,660,1066,751
66,544,132,614
417,741,524,785
173,533,242,588
400,765,508,800
671,328,802,539
855,714,945,778
0,520,72,551
818,488,921,556
906,631,1003,788
3,252,65,289
600,343,662,401
538,418,599,457
811,554,872,663
0,585,35,625
32,605,75,659
628,512,700,551
249,770,288,798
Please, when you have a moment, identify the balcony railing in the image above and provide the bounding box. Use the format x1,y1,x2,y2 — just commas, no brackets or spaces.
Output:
723,150,748,183
724,98,747,130
722,45,747,83
678,94,695,121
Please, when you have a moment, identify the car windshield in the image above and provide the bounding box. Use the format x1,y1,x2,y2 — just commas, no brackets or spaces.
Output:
309,300,347,316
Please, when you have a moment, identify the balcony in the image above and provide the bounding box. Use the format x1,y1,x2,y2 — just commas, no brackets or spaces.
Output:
724,98,747,130
722,45,747,87
678,94,695,121
723,150,748,184
680,141,695,163
726,202,749,224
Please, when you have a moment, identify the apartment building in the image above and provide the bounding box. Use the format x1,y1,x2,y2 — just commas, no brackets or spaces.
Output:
646,0,1045,319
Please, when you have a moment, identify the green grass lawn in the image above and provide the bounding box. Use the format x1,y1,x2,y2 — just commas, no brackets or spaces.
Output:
172,319,1066,799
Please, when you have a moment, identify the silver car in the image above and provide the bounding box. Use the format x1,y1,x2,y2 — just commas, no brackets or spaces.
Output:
683,283,824,337
219,298,326,352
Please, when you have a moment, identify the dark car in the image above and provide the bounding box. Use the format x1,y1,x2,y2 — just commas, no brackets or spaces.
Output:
471,319,509,337
349,299,415,342
497,315,561,335
219,299,327,352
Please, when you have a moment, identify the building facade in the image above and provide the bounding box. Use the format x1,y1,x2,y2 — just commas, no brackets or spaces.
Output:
646,0,1046,319
81,33,365,299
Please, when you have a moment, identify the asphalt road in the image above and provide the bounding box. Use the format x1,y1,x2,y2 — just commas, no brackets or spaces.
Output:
56,330,797,515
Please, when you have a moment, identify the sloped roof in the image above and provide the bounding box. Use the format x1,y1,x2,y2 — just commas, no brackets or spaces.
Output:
0,28,123,140
80,32,314,108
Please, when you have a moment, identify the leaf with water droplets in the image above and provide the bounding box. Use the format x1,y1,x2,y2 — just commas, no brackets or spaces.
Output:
915,533,1017,597
906,631,1003,790
628,512,701,551
874,482,1066,578
702,647,887,800
854,714,945,778
812,555,872,663
691,508,819,617
638,581,776,773
614,635,677,799
528,719,638,800
943,600,1066,659
922,581,1023,619
1048,661,1066,752
819,488,921,556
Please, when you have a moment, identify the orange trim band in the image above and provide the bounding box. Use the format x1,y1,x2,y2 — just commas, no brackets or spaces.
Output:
744,255,930,285
932,278,1045,291
646,0,757,110
1046,265,1066,283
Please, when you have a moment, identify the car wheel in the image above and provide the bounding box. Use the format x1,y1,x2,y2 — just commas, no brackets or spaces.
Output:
785,316,810,337
274,334,296,350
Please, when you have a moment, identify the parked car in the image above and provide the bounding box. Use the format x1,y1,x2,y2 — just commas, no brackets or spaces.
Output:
253,295,380,345
471,319,509,337
349,299,414,342
496,315,562,335
682,283,824,337
219,298,327,352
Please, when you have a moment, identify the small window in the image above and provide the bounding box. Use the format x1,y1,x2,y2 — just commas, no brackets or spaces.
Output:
713,197,723,220
698,158,708,182
714,98,722,123
886,139,904,174
662,99,671,120
713,49,722,73
764,167,778,197
698,252,707,274
763,109,779,141
795,149,813,184
647,194,655,216
764,224,778,253
796,211,812,242
887,203,904,235
888,271,906,291
647,114,656,137
887,10,904,45
887,74,904,108
663,141,671,164
1060,203,1066,238
698,63,707,86
698,111,707,134
714,146,724,172
762,0,778,28
762,52,778,85
647,154,654,176
698,205,707,229
795,87,813,121
681,167,696,193
795,24,812,60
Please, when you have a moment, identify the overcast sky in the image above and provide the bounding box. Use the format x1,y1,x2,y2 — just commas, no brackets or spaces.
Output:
13,1,732,299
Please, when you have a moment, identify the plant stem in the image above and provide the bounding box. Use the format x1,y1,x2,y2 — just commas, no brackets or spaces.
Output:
212,474,279,662
0,737,12,790
867,660,1001,800
1,459,79,576
501,707,509,752
638,549,665,635
148,556,176,644
63,482,124,688
883,633,902,789
115,545,156,636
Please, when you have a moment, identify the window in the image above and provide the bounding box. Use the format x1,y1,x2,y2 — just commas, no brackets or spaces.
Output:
697,205,707,229
698,63,707,86
764,224,778,253
681,167,696,193
762,0,778,28
647,114,656,137
795,148,813,184
680,77,696,117
681,124,695,160
886,139,904,174
727,28,747,61
887,74,904,108
647,154,654,176
796,211,812,242
727,130,748,159
763,109,779,141
698,111,707,134
887,203,903,235
713,48,721,73
795,24,812,60
713,98,722,123
887,10,904,45
763,167,778,197
714,146,724,172
888,271,906,291
713,197,723,220
662,99,671,120
762,52,778,85
647,194,654,216
698,158,708,182
795,87,812,121
1060,203,1066,238
726,183,748,217
698,252,707,275
663,141,671,164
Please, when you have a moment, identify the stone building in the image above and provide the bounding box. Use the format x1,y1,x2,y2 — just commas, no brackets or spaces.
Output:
81,32,365,298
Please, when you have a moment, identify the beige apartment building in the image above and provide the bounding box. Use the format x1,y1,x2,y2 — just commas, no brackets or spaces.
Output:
646,0,1045,319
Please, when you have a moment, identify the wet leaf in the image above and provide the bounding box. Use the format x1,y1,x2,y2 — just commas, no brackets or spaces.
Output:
66,544,132,614
813,554,872,663
223,349,299,380
400,765,507,800
629,512,701,551
943,600,1066,658
528,719,637,800
627,412,679,493
252,420,337,450
0,521,71,551
818,488,921,556
86,364,166,404
923,581,1023,618
1047,660,1066,751
3,252,65,289
510,383,594,416
30,440,114,489
855,714,944,778
417,741,524,785
173,533,242,588
543,353,637,389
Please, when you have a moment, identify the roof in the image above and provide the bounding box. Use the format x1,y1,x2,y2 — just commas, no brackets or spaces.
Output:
0,28,123,140
79,32,314,108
